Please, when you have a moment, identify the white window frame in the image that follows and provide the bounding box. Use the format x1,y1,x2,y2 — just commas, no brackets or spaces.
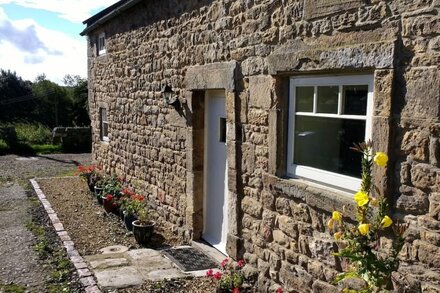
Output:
100,107,109,142
287,74,374,192
97,32,106,56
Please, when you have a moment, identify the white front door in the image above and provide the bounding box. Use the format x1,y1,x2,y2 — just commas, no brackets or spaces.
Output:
203,90,228,255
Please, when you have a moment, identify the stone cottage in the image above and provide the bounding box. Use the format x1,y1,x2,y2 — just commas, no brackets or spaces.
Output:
81,0,440,291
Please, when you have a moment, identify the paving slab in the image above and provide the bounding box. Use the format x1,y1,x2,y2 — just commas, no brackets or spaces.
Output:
86,247,189,290
94,266,144,289
88,258,130,270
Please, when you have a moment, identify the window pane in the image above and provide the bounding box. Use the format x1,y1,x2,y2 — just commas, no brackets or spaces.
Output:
317,86,338,114
219,117,226,143
101,108,107,121
102,122,108,137
295,87,314,112
294,116,365,178
342,85,368,115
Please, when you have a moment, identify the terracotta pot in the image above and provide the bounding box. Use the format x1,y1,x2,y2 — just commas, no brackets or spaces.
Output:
132,220,155,245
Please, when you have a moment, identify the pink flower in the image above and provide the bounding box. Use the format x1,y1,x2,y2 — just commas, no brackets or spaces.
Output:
277,288,283,293
237,260,245,268
233,288,240,293
205,269,214,277
213,272,222,280
221,258,229,268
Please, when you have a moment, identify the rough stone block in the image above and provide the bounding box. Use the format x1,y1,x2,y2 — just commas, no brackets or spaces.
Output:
312,279,338,293
402,129,430,161
272,230,290,248
304,0,362,20
184,61,237,91
279,264,313,290
242,196,263,218
396,193,429,215
248,75,273,109
401,68,440,119
411,163,440,192
277,215,298,238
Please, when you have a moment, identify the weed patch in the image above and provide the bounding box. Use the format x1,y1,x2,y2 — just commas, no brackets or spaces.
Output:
25,194,81,292
0,283,26,293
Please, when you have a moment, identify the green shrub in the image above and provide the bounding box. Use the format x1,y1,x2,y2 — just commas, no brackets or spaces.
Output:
15,123,52,145
0,139,9,154
31,144,62,154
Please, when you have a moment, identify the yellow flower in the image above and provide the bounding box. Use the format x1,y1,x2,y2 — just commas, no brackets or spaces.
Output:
354,191,369,207
381,215,393,228
358,223,370,235
334,231,343,241
332,211,342,221
374,152,388,167
327,218,335,230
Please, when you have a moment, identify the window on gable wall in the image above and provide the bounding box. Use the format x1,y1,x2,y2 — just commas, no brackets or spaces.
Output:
99,107,109,142
287,75,374,192
97,32,106,56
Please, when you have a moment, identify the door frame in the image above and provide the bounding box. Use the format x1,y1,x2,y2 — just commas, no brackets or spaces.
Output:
184,61,243,259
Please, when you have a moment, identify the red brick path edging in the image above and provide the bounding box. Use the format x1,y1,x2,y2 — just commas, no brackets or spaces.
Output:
30,179,102,293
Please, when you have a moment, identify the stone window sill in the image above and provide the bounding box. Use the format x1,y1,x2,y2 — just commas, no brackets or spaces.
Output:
263,173,357,220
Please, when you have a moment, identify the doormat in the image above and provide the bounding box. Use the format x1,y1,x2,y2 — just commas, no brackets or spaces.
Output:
162,247,219,272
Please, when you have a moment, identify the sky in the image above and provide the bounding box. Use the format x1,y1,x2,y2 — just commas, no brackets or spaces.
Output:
0,0,119,84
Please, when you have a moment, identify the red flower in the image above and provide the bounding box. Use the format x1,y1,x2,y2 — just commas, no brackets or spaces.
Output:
277,288,283,293
213,272,222,280
117,176,124,182
206,269,214,277
237,260,245,268
221,258,229,268
233,288,240,293
105,194,113,201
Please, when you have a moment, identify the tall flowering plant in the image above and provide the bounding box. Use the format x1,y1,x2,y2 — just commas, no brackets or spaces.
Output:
328,142,406,291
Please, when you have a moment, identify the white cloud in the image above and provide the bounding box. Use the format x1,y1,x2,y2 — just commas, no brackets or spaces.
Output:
0,7,87,83
0,0,119,23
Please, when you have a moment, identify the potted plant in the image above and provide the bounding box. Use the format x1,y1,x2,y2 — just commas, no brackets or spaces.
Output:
120,192,143,231
77,164,97,192
103,194,118,213
94,175,107,205
132,199,155,245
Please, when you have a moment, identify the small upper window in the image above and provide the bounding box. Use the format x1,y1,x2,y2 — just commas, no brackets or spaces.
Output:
100,107,109,142
287,75,373,192
97,32,106,56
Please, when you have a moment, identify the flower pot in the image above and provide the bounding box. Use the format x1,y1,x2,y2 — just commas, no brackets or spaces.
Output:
119,208,125,221
103,198,116,213
94,186,104,205
123,212,137,231
87,176,95,192
132,220,155,245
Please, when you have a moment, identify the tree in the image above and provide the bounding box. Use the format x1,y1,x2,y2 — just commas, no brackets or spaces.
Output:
63,74,90,126
0,69,33,122
32,75,69,127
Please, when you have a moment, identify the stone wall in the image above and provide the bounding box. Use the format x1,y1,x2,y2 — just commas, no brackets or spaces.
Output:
86,0,440,291
52,127,92,152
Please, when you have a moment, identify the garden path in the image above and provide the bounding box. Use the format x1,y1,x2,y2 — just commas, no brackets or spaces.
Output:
0,153,91,290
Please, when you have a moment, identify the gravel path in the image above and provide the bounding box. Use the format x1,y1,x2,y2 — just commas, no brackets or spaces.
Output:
0,153,91,291
0,183,46,289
